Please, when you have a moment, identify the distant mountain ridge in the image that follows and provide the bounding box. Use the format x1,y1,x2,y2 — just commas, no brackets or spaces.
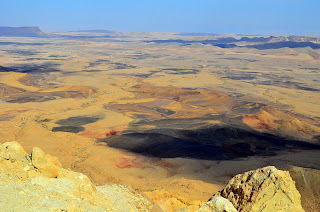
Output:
0,26,43,37
74,29,115,33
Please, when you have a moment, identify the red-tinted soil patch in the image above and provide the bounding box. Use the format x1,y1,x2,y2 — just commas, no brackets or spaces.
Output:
115,157,141,169
0,109,33,116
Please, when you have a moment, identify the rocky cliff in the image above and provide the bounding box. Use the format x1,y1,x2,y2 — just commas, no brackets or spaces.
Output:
209,166,305,212
0,141,158,211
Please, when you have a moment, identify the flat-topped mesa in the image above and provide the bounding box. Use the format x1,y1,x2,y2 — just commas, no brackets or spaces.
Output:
0,141,155,211
209,166,305,212
0,26,43,37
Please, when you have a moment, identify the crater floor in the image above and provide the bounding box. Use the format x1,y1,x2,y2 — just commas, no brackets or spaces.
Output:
0,31,319,207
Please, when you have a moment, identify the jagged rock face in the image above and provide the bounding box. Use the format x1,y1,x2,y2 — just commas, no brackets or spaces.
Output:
31,147,62,178
196,197,237,212
211,166,304,212
0,141,157,212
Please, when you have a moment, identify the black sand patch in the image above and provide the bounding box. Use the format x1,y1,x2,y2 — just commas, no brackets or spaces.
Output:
300,68,320,71
252,80,320,92
52,116,101,134
7,96,56,103
85,59,110,68
52,126,85,133
222,57,257,62
56,116,101,126
223,76,256,80
162,68,200,75
108,62,137,69
217,70,258,81
116,71,161,78
0,63,61,74
39,119,52,122
154,108,176,116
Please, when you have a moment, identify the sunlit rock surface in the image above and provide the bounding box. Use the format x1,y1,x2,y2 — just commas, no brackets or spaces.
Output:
0,142,157,212
211,166,304,212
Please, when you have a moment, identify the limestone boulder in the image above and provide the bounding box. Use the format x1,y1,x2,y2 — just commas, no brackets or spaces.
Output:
0,141,156,211
0,141,32,180
211,166,304,212
31,147,62,178
196,197,237,212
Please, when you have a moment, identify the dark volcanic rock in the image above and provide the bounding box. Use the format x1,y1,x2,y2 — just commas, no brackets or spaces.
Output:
55,116,101,126
52,126,85,133
7,96,56,103
162,68,200,75
0,63,60,74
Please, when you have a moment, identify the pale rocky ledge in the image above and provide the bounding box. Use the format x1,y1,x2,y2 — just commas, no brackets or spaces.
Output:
0,141,157,211
0,141,308,211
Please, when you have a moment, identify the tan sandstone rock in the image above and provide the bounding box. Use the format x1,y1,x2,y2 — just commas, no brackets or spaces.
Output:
196,197,237,212
31,147,62,178
0,141,28,155
0,141,31,180
0,141,157,211
211,166,304,212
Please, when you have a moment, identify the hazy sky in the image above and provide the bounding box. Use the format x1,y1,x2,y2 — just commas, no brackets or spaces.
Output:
1,0,319,34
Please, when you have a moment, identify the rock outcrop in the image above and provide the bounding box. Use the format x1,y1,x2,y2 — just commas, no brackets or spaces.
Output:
195,197,237,212
0,141,157,211
0,141,313,212
210,166,304,212
31,147,62,178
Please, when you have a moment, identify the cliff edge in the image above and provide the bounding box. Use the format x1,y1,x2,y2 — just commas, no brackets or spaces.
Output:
0,141,158,211
209,166,304,212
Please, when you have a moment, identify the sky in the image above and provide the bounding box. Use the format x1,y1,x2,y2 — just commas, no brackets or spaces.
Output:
1,0,320,35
